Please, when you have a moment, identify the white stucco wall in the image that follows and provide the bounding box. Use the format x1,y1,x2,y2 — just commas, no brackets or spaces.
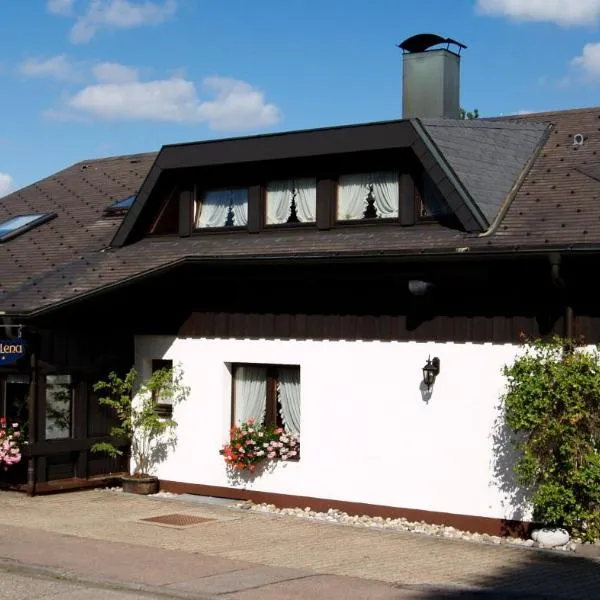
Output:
135,335,530,521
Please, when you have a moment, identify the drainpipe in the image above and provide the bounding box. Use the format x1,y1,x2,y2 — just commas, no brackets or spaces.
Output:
27,342,38,497
549,253,573,341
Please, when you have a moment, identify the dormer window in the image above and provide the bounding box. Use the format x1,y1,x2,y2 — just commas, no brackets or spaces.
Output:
0,213,56,242
194,188,248,229
266,178,316,225
419,173,452,220
337,171,399,221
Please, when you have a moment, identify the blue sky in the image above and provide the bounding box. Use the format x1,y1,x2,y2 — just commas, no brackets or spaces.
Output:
2,0,600,195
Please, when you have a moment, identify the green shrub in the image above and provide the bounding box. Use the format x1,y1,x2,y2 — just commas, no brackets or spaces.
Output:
502,336,600,542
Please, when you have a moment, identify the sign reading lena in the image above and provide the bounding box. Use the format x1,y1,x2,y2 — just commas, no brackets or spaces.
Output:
0,339,27,365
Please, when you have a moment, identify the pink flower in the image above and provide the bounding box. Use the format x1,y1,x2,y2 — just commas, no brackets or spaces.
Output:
267,452,276,459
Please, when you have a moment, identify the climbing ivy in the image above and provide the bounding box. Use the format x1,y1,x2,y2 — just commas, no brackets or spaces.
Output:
502,336,600,542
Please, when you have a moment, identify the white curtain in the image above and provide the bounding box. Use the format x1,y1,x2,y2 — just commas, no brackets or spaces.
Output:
230,188,248,226
372,171,399,218
266,180,292,224
195,190,230,228
338,172,399,220
266,179,316,224
278,368,301,436
234,366,266,424
195,189,248,228
295,178,316,222
337,174,370,220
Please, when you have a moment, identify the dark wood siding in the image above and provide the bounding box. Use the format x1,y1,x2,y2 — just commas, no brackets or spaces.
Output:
179,310,562,344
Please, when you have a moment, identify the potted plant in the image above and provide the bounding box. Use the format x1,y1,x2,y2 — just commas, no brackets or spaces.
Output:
91,365,189,495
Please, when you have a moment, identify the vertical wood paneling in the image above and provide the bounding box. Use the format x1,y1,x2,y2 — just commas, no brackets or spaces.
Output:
247,185,263,233
399,173,416,226
316,178,334,230
177,311,550,344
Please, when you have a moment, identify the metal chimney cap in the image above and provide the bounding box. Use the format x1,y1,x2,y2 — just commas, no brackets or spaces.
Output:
398,33,467,54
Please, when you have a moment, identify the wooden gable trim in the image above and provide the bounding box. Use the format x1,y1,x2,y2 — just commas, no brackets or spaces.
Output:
111,161,164,247
110,119,489,247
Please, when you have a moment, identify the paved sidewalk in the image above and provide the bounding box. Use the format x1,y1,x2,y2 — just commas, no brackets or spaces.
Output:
0,489,597,598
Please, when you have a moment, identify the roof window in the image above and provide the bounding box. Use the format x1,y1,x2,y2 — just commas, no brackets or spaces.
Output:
105,195,135,215
0,213,56,242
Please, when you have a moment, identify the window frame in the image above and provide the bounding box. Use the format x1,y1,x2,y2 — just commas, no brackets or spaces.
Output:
193,186,249,232
334,170,402,225
44,373,74,441
0,212,57,243
230,362,301,431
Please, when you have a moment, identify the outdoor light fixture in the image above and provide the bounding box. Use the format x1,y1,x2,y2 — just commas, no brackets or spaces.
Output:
422,356,440,390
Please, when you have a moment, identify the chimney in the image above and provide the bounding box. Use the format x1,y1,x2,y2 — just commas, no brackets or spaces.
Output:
398,33,466,120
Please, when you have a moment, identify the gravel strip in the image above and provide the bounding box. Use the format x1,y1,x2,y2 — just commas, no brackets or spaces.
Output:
100,487,584,552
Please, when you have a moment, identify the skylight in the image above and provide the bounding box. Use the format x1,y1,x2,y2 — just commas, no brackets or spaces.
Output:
108,195,135,211
0,213,56,243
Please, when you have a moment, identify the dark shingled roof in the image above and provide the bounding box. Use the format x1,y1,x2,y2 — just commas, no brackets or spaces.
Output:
420,118,550,225
481,107,600,247
2,106,600,315
0,152,157,298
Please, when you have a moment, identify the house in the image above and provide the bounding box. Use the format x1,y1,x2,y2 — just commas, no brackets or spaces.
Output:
1,33,599,534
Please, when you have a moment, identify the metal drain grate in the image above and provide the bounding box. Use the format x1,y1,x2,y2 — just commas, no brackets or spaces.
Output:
141,513,215,527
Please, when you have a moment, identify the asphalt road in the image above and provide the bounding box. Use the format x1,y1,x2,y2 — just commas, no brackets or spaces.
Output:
0,568,172,600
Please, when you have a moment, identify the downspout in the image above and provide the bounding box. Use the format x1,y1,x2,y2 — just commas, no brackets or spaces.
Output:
27,339,38,496
549,253,573,341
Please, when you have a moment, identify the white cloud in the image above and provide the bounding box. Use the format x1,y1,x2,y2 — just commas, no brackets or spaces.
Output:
50,0,177,43
45,65,281,131
476,0,600,26
19,54,81,81
47,0,75,15
91,62,139,83
571,42,600,79
0,173,15,198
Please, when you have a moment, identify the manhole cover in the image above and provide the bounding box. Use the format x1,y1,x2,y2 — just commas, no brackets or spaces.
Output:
141,513,215,527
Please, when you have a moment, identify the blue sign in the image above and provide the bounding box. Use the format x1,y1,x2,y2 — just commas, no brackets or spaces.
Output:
0,339,26,365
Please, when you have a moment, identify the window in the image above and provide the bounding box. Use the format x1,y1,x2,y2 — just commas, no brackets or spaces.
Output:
151,359,173,418
105,195,135,215
232,364,301,437
45,374,73,440
0,213,56,243
419,173,452,219
194,188,248,229
1,375,29,437
266,178,316,225
337,171,399,221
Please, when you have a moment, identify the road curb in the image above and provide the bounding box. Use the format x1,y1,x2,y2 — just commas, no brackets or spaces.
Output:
0,556,217,600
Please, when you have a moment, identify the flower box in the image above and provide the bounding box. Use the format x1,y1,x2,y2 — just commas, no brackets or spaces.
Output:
220,419,300,473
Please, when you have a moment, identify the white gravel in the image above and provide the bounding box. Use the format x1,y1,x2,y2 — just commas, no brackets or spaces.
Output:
235,502,582,553
99,486,583,552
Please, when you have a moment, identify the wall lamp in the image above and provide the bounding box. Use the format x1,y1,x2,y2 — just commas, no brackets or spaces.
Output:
422,356,440,390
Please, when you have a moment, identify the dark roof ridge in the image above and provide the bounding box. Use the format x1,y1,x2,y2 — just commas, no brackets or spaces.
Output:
486,106,600,121
74,150,158,166
422,117,551,131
